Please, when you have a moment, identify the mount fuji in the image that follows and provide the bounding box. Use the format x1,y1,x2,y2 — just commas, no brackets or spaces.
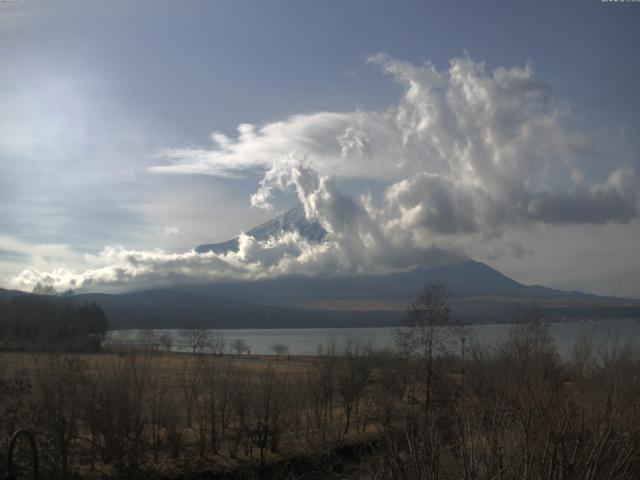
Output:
195,204,326,255
5,205,637,329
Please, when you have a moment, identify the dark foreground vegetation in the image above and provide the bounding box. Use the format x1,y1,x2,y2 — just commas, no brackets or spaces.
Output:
0,284,639,479
0,285,107,352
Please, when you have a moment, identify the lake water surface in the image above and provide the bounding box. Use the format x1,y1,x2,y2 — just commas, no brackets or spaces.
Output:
106,318,640,357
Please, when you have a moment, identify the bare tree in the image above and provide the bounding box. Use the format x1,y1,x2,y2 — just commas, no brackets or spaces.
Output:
309,341,339,443
231,338,250,356
396,282,458,416
253,365,289,463
136,329,159,351
338,338,373,434
209,330,227,355
196,357,237,455
498,307,560,388
32,355,87,479
32,282,57,296
90,351,154,478
228,370,253,459
179,360,202,431
270,342,289,360
158,332,173,353
180,324,211,354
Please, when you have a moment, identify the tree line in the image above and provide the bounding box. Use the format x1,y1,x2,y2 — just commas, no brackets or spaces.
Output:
0,284,107,352
0,283,639,479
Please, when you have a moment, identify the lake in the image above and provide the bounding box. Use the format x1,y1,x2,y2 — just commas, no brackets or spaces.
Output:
106,318,640,357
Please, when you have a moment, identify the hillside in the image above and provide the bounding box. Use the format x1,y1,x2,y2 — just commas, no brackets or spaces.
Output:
73,289,397,329
178,260,615,305
2,203,639,329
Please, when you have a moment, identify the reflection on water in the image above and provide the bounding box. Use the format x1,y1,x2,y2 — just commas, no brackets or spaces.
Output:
106,318,640,357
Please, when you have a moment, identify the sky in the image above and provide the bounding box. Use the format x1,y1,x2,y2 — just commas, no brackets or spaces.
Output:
1,0,639,297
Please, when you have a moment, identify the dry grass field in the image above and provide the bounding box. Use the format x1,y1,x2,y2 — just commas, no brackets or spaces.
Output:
0,347,385,479
2,316,640,479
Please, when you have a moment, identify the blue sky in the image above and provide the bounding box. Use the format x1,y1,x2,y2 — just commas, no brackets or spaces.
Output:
1,0,639,296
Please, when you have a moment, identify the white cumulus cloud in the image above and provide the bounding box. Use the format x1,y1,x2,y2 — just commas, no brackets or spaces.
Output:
7,54,638,292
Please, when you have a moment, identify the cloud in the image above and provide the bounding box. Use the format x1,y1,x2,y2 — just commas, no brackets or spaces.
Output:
163,225,180,236
7,158,463,292
151,112,378,178
0,234,86,289
524,166,637,224
154,53,638,229
6,54,639,292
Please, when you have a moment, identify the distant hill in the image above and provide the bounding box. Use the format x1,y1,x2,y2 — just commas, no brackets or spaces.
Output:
185,205,640,327
178,260,616,305
193,205,631,304
2,262,639,329
72,289,396,330
0,288,28,302
61,260,640,328
1,205,638,330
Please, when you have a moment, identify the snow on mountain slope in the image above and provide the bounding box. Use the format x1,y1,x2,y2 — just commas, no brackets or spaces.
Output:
195,204,326,254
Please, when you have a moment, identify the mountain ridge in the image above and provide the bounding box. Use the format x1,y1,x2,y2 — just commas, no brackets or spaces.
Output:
2,206,638,329
2,259,638,330
192,205,631,303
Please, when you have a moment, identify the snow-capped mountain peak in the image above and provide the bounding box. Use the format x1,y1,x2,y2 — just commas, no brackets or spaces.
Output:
195,204,326,254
